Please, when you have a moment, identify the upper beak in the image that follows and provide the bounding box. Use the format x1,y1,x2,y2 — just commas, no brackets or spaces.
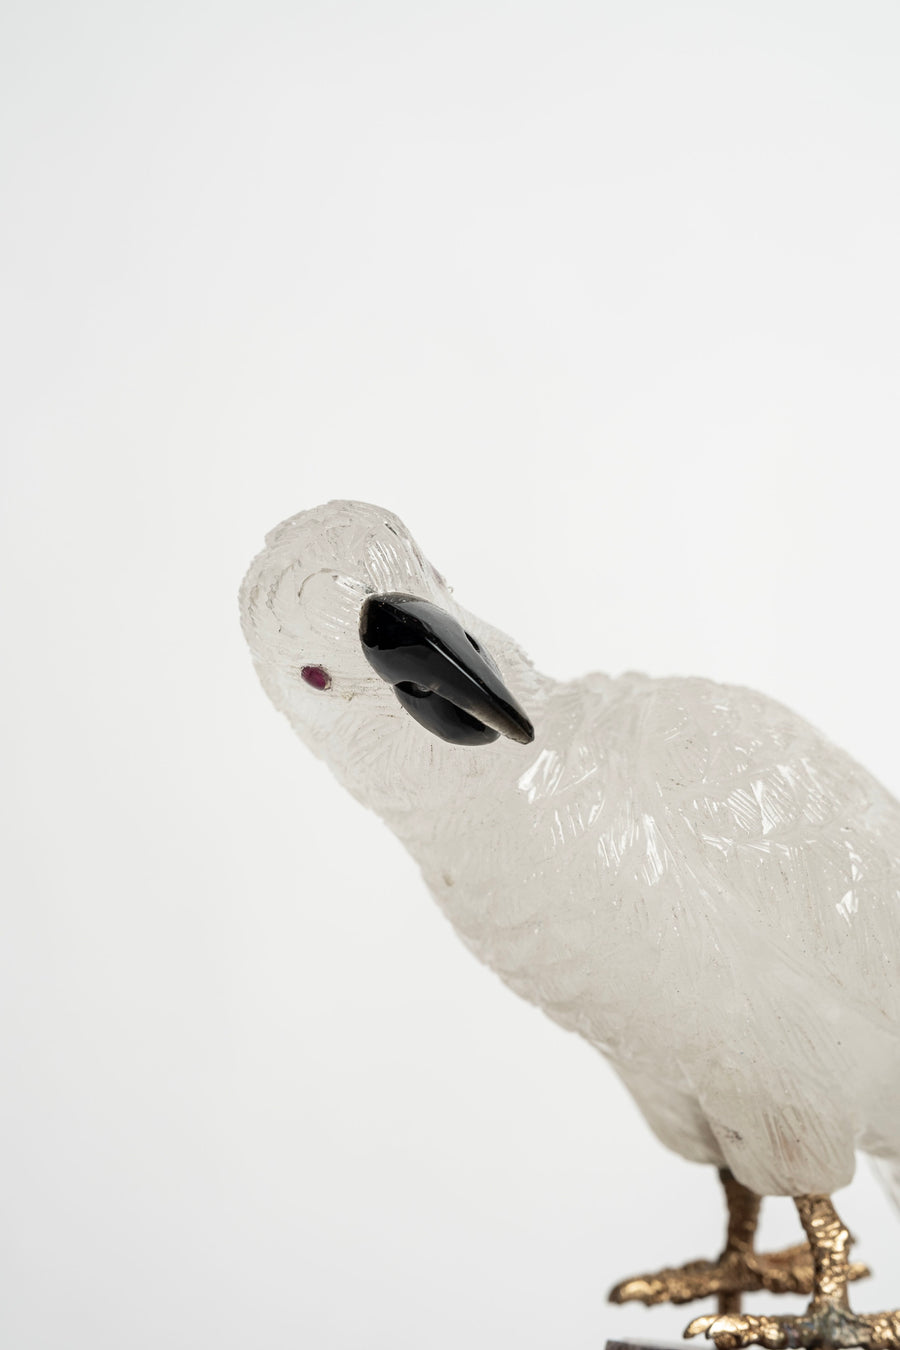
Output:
359,592,534,747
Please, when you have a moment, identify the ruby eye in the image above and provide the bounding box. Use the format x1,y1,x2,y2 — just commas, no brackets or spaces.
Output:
301,665,331,691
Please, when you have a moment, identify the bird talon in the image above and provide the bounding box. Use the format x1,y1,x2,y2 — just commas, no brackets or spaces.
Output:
610,1262,720,1306
706,1314,750,1349
686,1314,720,1337
684,1314,788,1349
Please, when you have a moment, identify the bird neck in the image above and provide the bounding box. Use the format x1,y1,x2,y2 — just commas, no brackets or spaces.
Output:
373,661,557,842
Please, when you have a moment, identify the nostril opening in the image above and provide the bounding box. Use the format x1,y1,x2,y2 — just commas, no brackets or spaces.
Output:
466,632,481,652
396,680,431,698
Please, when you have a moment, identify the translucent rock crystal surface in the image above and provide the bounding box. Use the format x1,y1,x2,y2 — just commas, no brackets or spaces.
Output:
240,500,900,1199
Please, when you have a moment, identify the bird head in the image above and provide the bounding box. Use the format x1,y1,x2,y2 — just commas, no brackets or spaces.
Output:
239,500,538,814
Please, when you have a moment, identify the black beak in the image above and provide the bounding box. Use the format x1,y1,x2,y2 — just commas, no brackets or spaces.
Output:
359,592,535,747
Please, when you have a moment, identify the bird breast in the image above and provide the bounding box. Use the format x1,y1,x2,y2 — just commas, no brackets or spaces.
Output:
397,671,900,1071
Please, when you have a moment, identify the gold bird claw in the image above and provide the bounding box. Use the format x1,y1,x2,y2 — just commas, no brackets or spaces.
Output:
685,1308,900,1350
610,1248,870,1307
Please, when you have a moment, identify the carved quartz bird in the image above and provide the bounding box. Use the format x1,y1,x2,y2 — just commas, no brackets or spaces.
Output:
240,500,900,1350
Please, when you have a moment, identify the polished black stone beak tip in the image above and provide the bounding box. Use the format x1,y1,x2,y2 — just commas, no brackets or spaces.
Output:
359,592,535,748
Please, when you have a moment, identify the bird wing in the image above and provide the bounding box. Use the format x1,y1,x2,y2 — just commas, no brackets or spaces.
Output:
624,674,900,1034
603,673,900,1190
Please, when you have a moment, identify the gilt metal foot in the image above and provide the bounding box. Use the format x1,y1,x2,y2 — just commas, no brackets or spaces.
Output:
609,1170,869,1317
680,1191,888,1350
685,1306,900,1350
610,1246,869,1308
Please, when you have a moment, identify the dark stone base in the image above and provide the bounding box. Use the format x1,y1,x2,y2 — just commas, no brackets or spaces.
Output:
608,1340,689,1350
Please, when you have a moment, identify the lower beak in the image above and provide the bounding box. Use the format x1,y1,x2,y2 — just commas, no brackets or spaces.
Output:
359,593,534,747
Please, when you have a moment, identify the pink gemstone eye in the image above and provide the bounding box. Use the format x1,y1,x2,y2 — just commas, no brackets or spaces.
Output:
300,665,331,691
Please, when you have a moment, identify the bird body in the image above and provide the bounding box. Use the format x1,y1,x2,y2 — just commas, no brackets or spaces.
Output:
399,667,900,1201
240,499,900,1211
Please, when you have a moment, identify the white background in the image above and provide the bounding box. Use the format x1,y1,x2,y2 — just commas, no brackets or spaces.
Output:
3,3,900,1347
